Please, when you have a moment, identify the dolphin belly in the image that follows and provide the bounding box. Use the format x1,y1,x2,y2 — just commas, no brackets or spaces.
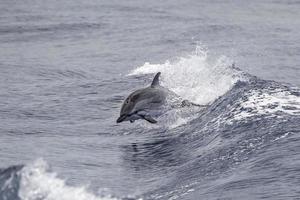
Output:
126,113,143,122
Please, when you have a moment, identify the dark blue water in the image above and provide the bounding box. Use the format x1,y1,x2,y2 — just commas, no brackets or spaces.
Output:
0,1,300,200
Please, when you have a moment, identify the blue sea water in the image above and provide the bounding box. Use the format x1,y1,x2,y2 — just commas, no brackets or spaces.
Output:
0,0,300,200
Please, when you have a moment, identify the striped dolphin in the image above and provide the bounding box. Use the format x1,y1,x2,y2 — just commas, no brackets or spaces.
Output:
117,72,167,124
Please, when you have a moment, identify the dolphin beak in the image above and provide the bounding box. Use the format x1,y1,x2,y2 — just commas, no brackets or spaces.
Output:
116,115,127,123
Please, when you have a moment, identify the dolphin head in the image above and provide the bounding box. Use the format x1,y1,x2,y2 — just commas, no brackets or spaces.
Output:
116,95,136,123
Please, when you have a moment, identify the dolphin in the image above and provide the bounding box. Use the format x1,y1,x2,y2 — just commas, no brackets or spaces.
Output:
117,72,167,124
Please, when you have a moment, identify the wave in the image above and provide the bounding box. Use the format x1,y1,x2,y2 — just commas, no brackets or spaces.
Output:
125,46,300,199
127,46,300,128
138,77,300,199
0,159,122,200
129,46,244,105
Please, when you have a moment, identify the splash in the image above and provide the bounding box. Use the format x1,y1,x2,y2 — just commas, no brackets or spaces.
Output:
18,159,118,200
129,46,241,105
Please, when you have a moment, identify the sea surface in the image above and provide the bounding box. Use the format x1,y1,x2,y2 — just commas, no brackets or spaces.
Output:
0,0,300,200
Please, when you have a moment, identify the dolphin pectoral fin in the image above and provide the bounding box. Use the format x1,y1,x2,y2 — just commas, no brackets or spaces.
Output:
151,72,161,88
142,115,157,124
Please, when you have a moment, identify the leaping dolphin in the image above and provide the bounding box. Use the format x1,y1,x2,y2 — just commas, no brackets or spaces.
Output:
117,72,167,124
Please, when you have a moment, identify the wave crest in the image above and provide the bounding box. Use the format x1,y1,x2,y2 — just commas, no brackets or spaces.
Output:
129,46,242,105
19,159,118,200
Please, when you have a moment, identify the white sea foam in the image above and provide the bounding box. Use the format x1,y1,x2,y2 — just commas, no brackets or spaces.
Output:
129,46,241,105
233,89,300,121
19,159,118,200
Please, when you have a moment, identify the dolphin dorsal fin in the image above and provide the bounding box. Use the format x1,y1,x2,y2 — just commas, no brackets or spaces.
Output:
151,72,161,88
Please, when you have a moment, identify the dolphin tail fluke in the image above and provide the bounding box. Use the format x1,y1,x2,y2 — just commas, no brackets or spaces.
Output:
151,72,161,88
143,115,157,123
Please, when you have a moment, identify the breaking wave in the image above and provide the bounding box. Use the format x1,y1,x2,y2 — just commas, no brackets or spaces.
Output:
0,159,121,200
129,46,243,105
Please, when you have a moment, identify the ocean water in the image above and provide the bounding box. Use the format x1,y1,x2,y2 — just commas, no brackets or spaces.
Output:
0,0,300,200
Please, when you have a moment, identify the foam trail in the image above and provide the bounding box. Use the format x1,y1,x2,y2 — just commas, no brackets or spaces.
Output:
129,46,241,105
19,159,118,200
